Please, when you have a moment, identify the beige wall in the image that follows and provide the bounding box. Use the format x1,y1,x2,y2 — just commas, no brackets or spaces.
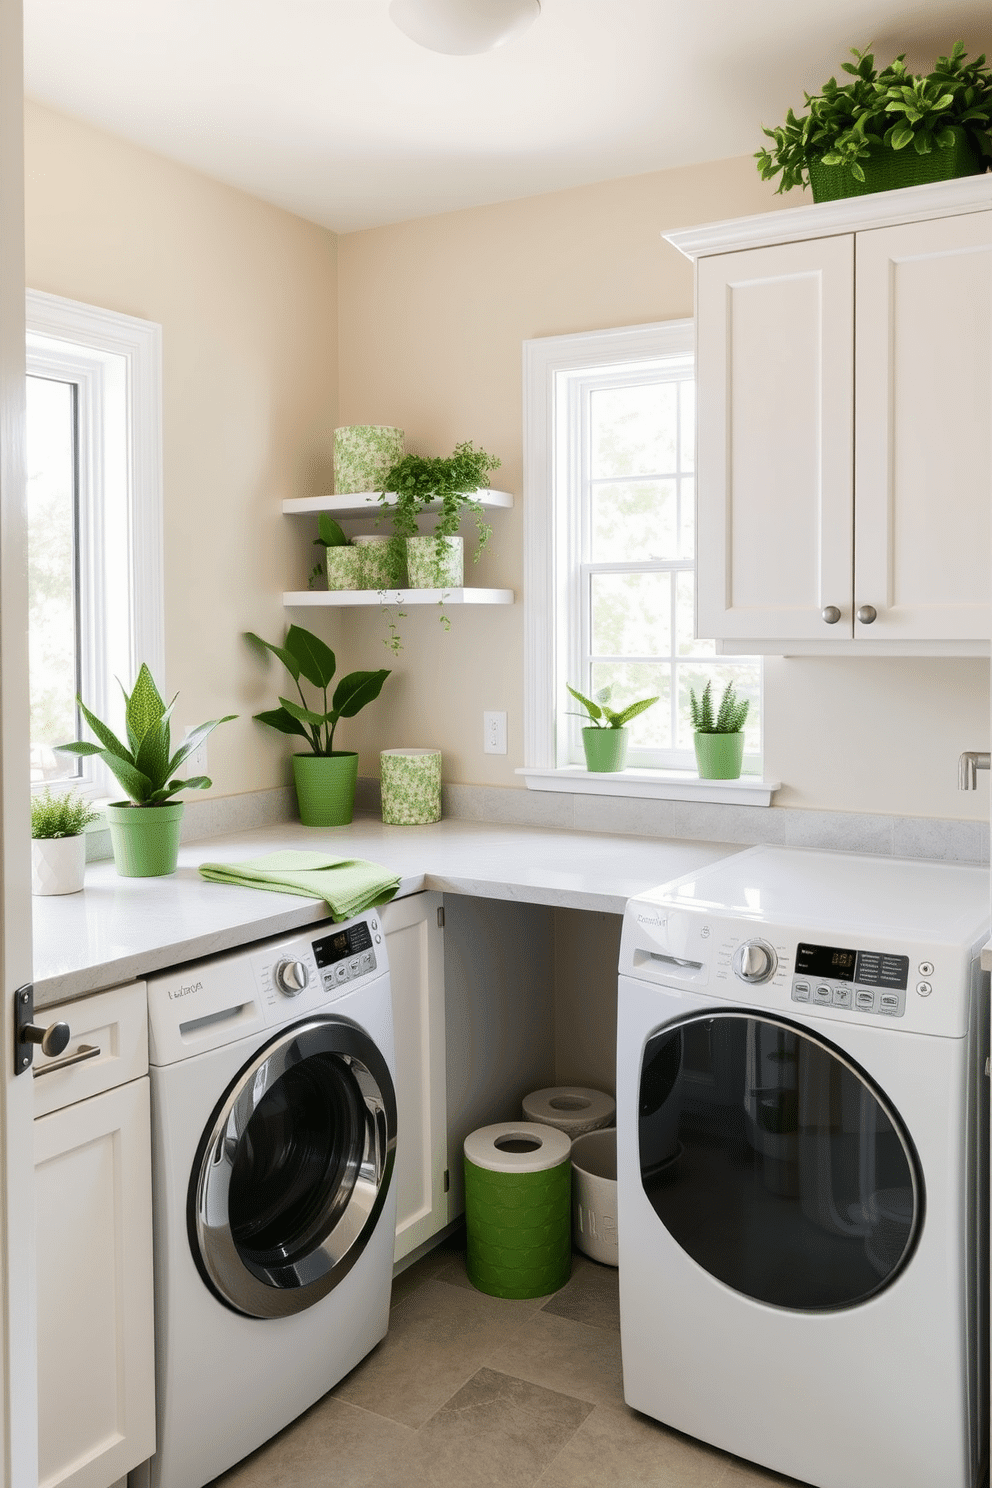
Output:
24,101,341,798
337,158,989,819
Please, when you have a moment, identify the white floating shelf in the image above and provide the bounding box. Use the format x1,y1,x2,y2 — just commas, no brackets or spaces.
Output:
284,587,514,607
282,489,514,517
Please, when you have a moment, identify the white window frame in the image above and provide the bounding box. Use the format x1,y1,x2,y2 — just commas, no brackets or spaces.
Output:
26,290,164,796
520,321,776,805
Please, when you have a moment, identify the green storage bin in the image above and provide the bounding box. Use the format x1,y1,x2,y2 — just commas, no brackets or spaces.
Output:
463,1122,572,1299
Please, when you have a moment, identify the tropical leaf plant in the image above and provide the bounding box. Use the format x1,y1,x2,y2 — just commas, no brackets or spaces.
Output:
245,623,390,755
755,42,992,193
689,680,750,735
566,683,659,730
55,665,236,805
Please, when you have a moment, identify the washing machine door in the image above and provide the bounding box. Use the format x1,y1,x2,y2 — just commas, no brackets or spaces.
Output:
189,1015,396,1319
638,1011,924,1311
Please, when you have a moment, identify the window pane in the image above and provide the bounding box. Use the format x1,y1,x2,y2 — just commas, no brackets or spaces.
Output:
27,376,79,784
590,662,671,749
675,571,715,658
676,662,761,753
679,477,695,560
679,380,695,473
591,480,678,562
591,383,677,478
592,572,671,658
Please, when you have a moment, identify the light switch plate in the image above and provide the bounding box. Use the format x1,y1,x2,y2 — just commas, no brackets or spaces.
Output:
484,711,507,754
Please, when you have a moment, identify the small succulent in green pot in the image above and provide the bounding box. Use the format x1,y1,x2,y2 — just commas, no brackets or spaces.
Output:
55,665,236,877
30,788,101,896
689,680,750,780
567,683,659,773
756,42,992,202
246,623,391,827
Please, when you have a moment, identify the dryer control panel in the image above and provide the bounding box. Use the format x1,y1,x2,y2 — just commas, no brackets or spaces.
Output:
791,940,909,1018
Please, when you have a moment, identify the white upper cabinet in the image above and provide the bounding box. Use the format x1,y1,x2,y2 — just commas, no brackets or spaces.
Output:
671,177,992,654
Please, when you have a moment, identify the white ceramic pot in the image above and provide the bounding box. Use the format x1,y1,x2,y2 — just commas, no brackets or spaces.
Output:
570,1128,618,1266
31,834,86,895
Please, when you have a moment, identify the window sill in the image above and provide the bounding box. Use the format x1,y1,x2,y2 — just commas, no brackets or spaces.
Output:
515,766,780,807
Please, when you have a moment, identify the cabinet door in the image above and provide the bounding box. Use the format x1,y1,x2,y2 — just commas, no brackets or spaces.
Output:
696,236,855,640
855,212,992,641
35,1078,155,1488
381,892,447,1263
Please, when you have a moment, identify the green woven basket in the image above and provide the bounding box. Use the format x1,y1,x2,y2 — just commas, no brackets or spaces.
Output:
808,128,987,203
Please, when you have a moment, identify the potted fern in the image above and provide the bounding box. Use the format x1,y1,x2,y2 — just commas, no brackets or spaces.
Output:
689,681,750,780
756,42,992,202
55,666,236,877
567,683,659,772
379,441,500,590
246,623,390,826
30,788,99,895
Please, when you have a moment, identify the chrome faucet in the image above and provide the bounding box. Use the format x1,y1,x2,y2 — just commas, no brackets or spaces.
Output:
958,751,991,790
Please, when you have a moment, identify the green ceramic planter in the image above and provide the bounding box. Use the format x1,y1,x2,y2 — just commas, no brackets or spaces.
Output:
807,127,987,203
354,535,407,590
322,546,364,591
380,748,442,825
406,535,463,590
293,753,359,827
694,731,745,780
105,800,184,877
333,425,404,495
582,727,628,773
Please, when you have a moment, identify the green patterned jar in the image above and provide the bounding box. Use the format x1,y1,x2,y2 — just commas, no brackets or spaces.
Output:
333,426,404,495
406,535,463,590
380,748,442,825
322,546,364,591
353,535,407,590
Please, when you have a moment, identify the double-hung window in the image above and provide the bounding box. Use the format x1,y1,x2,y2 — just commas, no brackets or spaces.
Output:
523,320,762,794
26,290,164,795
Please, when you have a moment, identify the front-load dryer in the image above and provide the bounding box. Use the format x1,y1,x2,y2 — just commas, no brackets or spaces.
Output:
617,846,989,1488
144,910,397,1488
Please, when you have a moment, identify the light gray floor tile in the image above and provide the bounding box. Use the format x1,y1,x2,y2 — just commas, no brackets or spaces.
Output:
534,1403,734,1488
539,1254,620,1331
721,1454,812,1486
374,1367,593,1488
332,1279,543,1427
206,1395,415,1488
484,1309,625,1409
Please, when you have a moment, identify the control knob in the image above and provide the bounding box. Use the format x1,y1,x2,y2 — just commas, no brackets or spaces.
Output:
733,939,777,984
273,958,310,996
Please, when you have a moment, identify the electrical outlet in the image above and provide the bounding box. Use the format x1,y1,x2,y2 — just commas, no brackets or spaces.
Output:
484,711,507,755
181,726,208,779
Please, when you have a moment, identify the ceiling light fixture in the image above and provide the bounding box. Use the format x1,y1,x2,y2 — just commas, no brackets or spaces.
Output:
388,0,541,56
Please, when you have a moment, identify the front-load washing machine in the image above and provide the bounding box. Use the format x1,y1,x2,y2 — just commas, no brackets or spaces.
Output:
617,846,989,1488
144,910,397,1488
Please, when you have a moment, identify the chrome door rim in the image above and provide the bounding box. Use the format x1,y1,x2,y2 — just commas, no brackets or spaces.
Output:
188,1016,396,1319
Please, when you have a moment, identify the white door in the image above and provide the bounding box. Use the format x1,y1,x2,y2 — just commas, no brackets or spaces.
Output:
0,0,39,1482
695,235,855,641
855,211,992,641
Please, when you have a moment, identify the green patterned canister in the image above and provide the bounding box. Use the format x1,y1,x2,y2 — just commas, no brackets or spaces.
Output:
380,748,442,825
463,1123,572,1299
333,425,404,495
353,535,407,590
322,546,364,591
406,535,463,590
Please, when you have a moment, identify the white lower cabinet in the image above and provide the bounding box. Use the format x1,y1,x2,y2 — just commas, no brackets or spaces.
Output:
382,892,450,1262
34,984,155,1488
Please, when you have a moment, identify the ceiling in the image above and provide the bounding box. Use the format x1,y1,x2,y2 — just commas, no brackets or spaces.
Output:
23,0,992,233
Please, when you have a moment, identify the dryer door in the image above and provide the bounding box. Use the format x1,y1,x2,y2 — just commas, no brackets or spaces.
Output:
189,1016,396,1319
639,1011,923,1311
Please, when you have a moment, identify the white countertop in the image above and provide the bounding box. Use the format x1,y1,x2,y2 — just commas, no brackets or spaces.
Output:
33,816,735,1008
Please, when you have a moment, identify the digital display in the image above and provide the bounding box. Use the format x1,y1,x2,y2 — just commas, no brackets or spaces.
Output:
796,942,857,982
795,942,909,991
312,919,373,968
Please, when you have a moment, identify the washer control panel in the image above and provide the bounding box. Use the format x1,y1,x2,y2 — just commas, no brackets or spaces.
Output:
312,918,378,992
791,940,910,1018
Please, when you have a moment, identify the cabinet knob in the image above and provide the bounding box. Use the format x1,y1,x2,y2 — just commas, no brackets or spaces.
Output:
856,605,877,625
821,605,841,625
20,1020,70,1058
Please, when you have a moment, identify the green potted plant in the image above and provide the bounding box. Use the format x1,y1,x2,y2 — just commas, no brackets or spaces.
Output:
55,665,236,877
567,683,659,772
246,623,390,826
379,440,500,591
310,513,363,592
30,788,100,896
756,42,992,202
689,680,750,780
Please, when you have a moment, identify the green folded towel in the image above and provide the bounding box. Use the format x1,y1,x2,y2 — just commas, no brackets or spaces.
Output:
198,850,401,923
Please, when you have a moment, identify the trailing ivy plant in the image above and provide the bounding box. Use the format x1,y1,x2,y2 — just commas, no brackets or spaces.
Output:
31,788,100,839
689,680,750,735
566,683,659,730
755,42,992,193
